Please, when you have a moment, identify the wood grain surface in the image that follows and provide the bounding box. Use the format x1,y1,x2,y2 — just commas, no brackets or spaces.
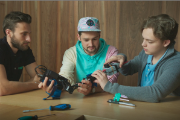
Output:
0,89,180,120
0,1,179,86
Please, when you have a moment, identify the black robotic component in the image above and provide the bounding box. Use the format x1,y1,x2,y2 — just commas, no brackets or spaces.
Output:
35,65,97,94
35,63,121,97
84,73,96,83
35,65,78,94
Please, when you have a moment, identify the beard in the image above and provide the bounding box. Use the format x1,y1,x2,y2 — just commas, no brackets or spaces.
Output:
11,35,29,51
83,46,98,54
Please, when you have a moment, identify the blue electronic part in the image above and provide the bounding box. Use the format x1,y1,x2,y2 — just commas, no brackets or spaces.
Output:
41,78,61,100
86,73,96,83
85,73,97,87
41,78,58,87
86,73,92,77
49,104,71,111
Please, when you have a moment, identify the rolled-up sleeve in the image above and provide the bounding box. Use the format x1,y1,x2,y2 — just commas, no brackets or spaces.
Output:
105,46,119,83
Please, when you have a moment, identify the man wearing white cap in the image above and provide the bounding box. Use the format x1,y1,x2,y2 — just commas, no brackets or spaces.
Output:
39,17,119,95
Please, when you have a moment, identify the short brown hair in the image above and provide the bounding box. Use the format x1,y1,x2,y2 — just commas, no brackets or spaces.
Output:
3,11,31,36
141,14,178,43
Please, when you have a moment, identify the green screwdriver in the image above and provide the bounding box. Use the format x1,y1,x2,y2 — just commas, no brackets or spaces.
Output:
17,114,55,120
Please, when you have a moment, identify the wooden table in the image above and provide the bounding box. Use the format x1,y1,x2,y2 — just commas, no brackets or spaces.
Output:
0,89,180,120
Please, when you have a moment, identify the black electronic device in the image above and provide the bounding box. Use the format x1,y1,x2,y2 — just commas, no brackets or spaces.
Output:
35,65,78,94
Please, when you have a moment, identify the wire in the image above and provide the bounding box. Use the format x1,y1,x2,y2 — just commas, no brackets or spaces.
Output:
108,63,116,81
35,65,47,77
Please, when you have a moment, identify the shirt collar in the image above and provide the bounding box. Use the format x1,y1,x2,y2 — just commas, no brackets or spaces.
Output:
147,49,169,71
147,55,153,64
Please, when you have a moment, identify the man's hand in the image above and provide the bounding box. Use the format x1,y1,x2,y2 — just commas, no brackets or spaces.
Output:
92,70,108,90
104,54,125,68
77,80,92,95
33,74,41,83
38,77,55,93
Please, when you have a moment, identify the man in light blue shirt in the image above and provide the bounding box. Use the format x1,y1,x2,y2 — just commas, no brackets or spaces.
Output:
92,14,180,102
141,49,168,86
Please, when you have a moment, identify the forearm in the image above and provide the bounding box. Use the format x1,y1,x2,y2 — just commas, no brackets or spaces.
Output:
59,47,76,85
0,81,39,96
25,75,40,82
24,77,34,82
104,69,180,103
118,59,139,76
107,72,119,83
104,81,160,103
118,50,146,76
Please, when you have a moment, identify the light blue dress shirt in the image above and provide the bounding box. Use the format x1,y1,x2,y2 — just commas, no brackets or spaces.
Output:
141,49,168,87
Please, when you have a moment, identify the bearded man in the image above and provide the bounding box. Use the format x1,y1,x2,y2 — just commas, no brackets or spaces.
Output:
0,11,39,96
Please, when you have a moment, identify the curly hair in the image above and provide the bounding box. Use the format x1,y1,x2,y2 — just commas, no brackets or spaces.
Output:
141,14,178,43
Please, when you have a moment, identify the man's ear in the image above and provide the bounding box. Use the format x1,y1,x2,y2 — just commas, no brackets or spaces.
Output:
163,40,171,47
77,33,81,41
5,29,12,37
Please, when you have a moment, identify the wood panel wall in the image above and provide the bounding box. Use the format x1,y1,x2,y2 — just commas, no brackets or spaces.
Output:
0,1,180,86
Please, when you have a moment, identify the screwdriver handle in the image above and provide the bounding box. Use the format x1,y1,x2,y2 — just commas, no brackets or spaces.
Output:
49,104,71,111
17,115,38,120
